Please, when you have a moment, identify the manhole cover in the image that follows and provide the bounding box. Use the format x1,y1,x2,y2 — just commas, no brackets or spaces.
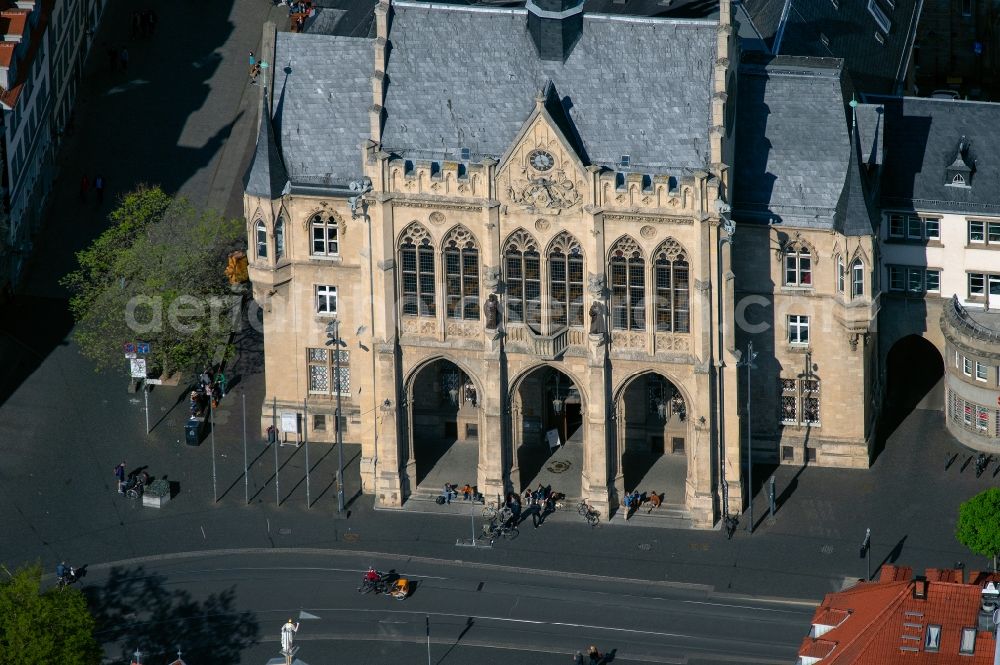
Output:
821,544,834,555
343,532,360,542
546,460,571,473
278,528,292,535
638,543,652,551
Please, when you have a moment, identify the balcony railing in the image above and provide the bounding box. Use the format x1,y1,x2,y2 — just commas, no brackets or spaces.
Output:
943,294,1000,344
505,324,584,359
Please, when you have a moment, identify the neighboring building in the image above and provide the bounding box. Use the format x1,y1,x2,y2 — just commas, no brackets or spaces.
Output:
732,54,883,468
735,0,922,95
797,565,1000,664
875,96,1000,450
246,0,742,526
0,0,105,298
913,0,1000,96
0,0,53,295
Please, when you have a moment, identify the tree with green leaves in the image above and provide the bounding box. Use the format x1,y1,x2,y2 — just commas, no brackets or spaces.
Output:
0,563,101,665
956,487,1000,571
61,186,245,377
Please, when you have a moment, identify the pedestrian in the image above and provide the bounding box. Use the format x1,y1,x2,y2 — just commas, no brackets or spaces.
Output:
511,494,521,523
79,175,89,202
119,47,129,71
249,62,261,85
94,174,105,204
214,370,227,397
200,368,212,388
249,51,256,67
587,645,602,664
56,561,66,581
531,501,541,528
106,45,117,71
114,460,126,494
461,484,473,501
574,652,584,665
442,483,453,504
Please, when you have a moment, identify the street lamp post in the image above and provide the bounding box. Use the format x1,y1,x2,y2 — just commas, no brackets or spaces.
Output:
739,340,758,533
326,319,345,513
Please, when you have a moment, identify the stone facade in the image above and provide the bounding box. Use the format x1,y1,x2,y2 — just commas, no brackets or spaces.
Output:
245,0,745,527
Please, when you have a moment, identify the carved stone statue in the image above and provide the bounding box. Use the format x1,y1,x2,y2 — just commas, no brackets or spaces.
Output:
484,293,499,330
589,301,606,335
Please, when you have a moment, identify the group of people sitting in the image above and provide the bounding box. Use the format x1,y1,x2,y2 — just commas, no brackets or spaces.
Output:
440,483,484,504
623,490,663,519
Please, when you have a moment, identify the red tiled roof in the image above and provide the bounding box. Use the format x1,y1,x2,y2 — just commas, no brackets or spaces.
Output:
0,0,51,108
797,565,998,664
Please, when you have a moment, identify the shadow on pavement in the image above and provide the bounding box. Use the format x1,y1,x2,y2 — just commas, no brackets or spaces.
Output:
87,565,258,664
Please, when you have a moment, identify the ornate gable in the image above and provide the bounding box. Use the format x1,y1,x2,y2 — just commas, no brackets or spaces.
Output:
497,82,587,215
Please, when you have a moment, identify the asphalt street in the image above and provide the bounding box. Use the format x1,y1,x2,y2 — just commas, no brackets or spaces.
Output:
83,550,811,664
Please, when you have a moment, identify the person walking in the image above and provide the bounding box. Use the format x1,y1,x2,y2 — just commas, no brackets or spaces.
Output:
214,370,227,398
114,460,126,494
79,175,89,203
94,174,105,204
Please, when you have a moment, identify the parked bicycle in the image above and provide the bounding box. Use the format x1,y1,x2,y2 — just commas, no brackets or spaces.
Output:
577,501,600,527
481,519,519,544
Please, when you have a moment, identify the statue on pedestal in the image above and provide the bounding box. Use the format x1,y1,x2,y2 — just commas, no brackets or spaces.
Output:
484,293,500,330
589,301,606,336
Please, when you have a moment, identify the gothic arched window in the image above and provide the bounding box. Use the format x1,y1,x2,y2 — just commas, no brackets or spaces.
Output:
443,226,480,320
548,231,584,328
654,238,689,333
609,235,645,331
503,229,540,329
399,222,435,317
274,217,285,260
836,254,845,293
851,259,865,298
254,221,267,260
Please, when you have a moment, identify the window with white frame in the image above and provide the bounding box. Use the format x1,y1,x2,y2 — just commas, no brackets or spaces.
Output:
976,361,988,382
504,229,541,328
963,356,972,376
788,315,810,345
610,236,646,331
989,221,1000,244
310,213,340,257
779,377,820,426
969,272,987,297
960,627,976,655
970,220,985,243
255,221,267,259
837,255,845,293
307,348,350,396
851,259,864,298
315,285,337,315
925,625,941,652
783,245,812,286
925,269,940,293
888,214,939,241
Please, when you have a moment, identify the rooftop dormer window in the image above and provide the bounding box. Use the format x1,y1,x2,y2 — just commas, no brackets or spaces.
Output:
946,136,975,187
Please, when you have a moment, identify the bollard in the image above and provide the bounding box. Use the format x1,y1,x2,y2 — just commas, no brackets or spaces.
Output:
768,476,776,519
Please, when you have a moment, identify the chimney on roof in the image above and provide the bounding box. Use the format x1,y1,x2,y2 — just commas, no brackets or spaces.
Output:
526,0,584,62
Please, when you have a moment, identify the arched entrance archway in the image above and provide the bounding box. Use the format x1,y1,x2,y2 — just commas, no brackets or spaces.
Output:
879,335,944,454
403,358,482,496
616,373,690,508
510,365,585,498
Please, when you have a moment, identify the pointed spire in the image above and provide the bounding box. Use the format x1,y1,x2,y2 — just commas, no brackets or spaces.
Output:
245,87,290,199
834,101,877,237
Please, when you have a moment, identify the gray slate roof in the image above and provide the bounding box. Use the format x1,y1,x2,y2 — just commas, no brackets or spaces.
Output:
738,0,920,95
380,3,718,171
874,96,1000,215
245,88,290,199
272,32,374,189
733,55,877,235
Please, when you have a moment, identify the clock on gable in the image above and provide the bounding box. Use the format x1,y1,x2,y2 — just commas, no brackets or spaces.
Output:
527,149,555,172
